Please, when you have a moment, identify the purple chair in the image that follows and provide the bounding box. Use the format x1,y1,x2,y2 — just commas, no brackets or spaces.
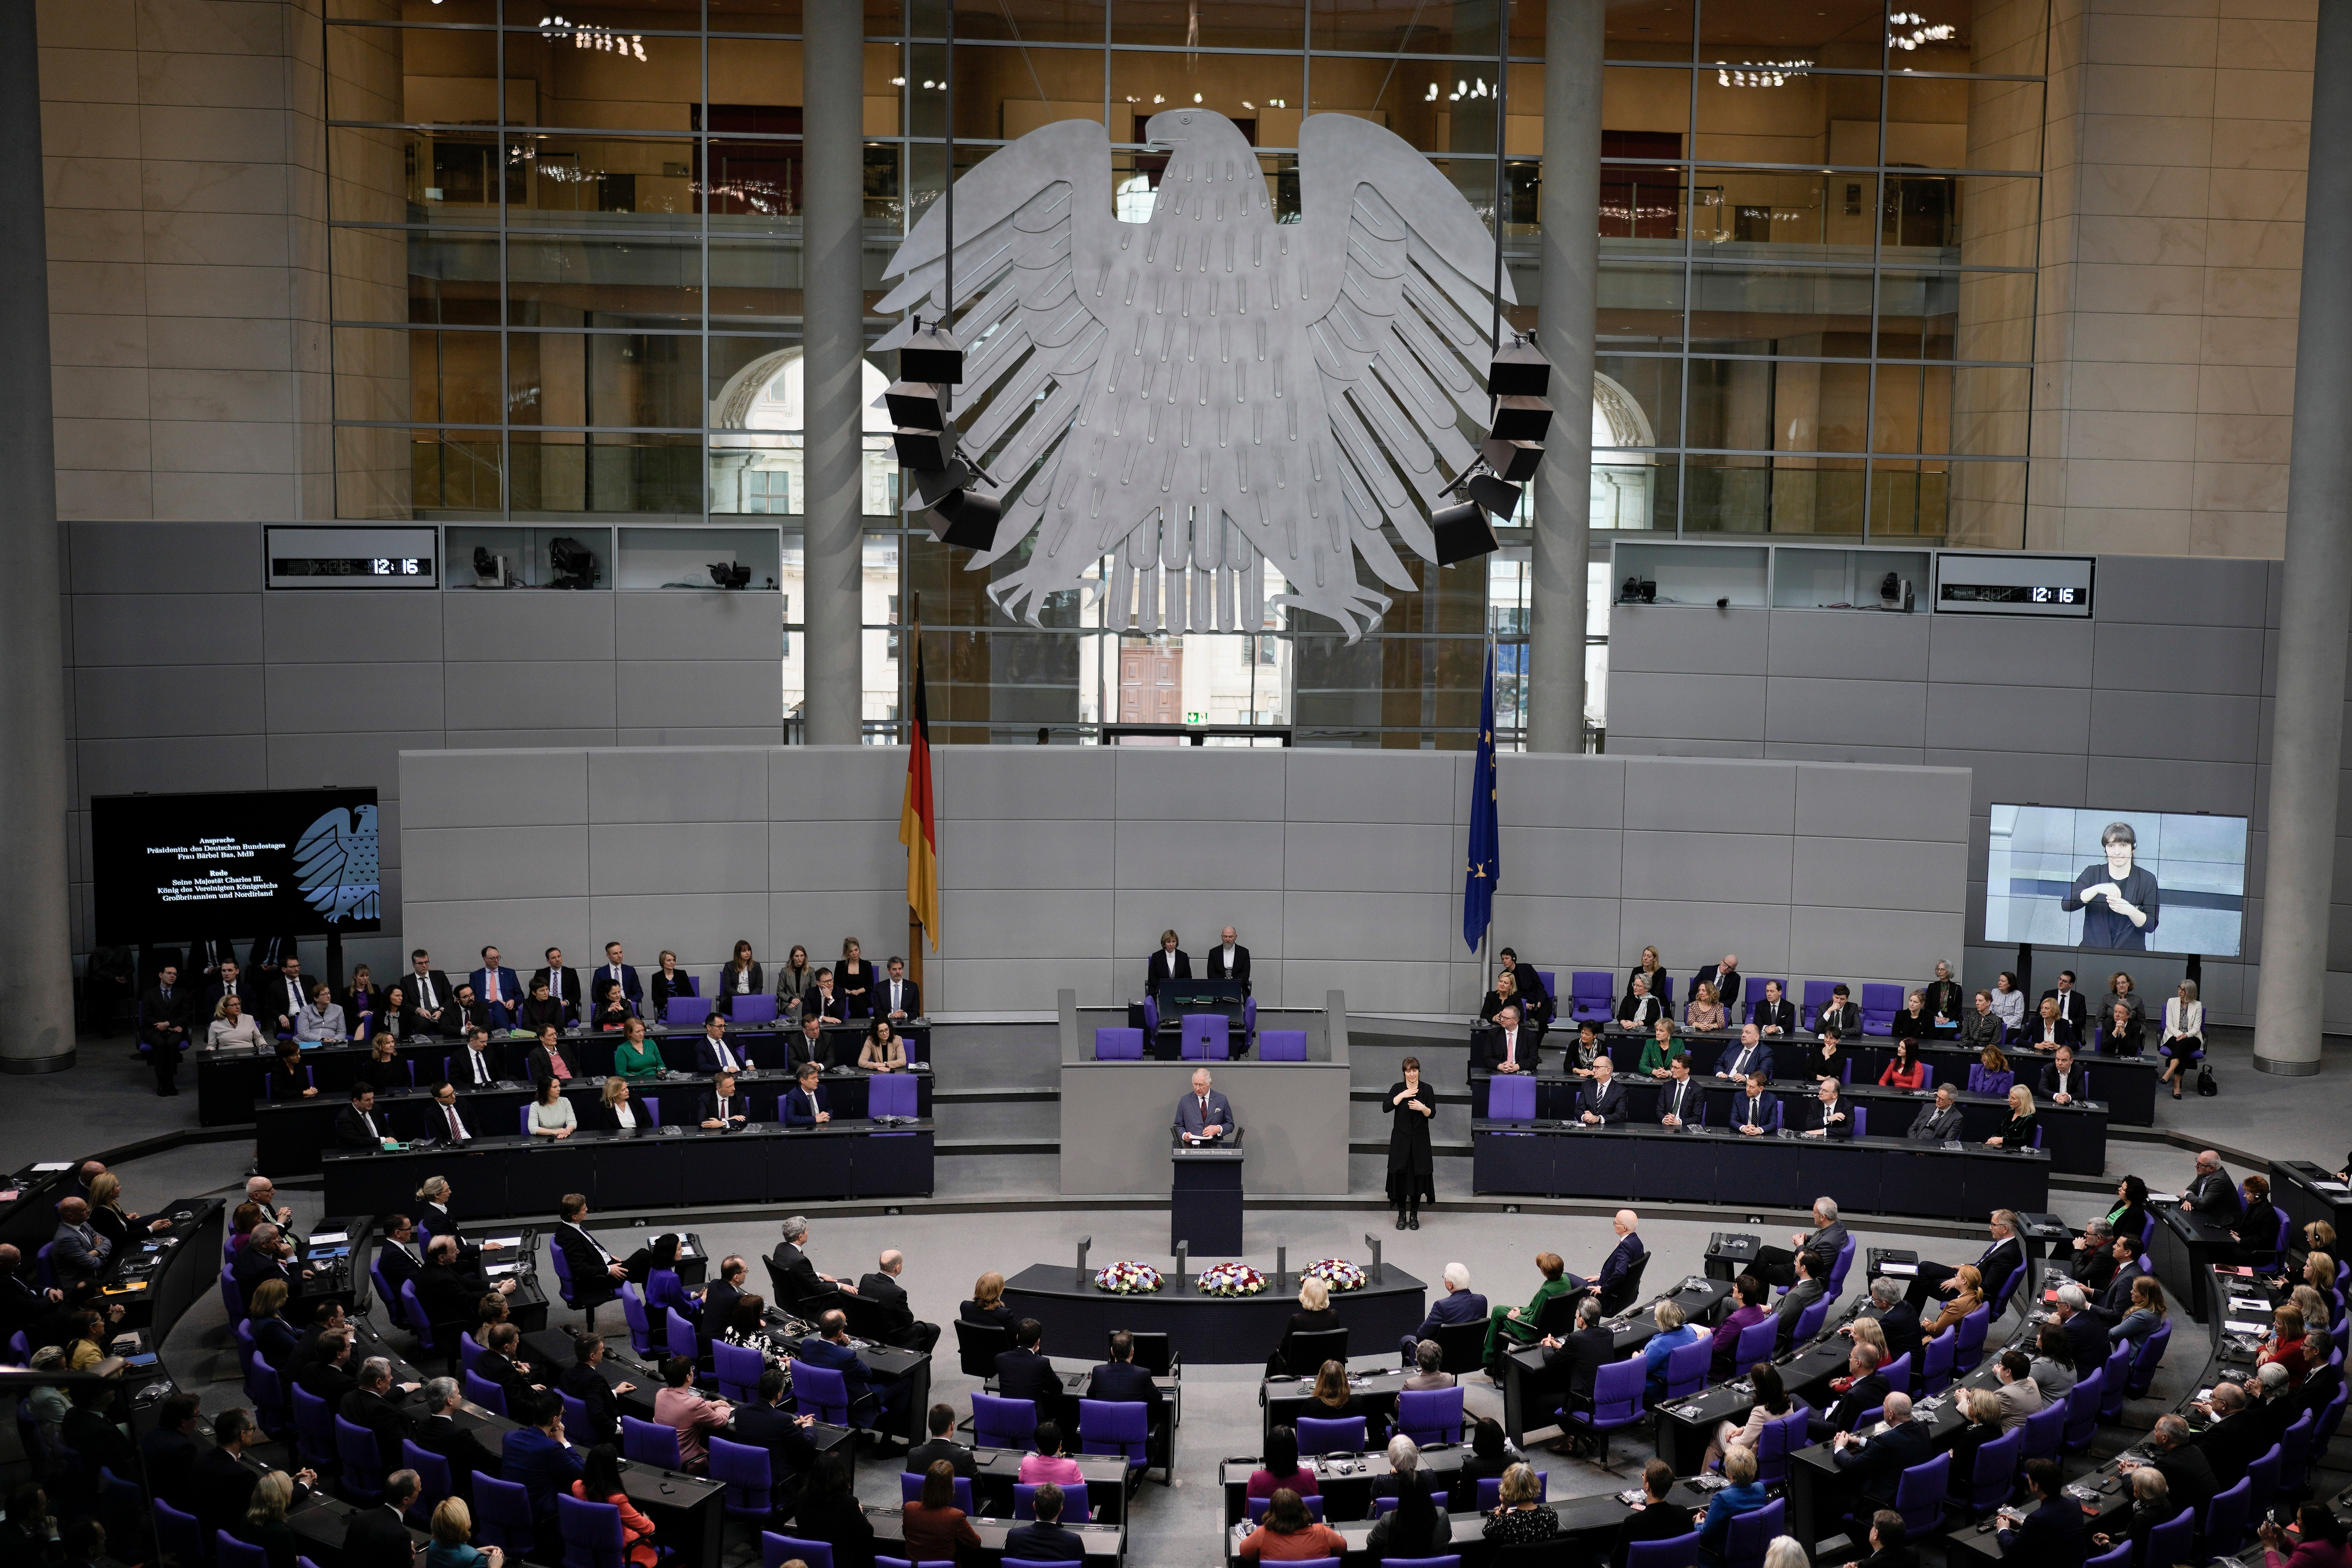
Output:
219,1531,270,1568
667,1306,702,1365
1751,1403,1810,1486
621,1284,660,1356
1077,1397,1153,1474
663,997,706,1027
714,1340,765,1403
462,1369,508,1419
1243,995,1257,1047
403,1440,454,1523
334,1415,387,1501
2099,1344,2132,1421
1297,1414,1366,1454
1093,1027,1145,1060
1180,1014,1230,1060
461,1330,489,1374
291,1385,336,1474
972,1391,1036,1450
1948,1424,2020,1516
730,994,780,1026
899,1472,975,1512
1659,1338,1712,1404
1560,1356,1645,1463
1725,1496,1785,1568
1142,996,1159,1035
250,1361,291,1437
2126,1318,2171,1396
559,1492,653,1568
1849,1106,1868,1138
2245,1443,2281,1522
1013,1482,1089,1520
1732,1317,1777,1370
1393,1387,1465,1447
1569,972,1615,1023
1887,1452,1950,1535
2086,1544,2132,1568
621,1414,682,1469
1918,1327,1956,1395
1860,984,1903,1034
869,1074,918,1118
2276,1408,2317,1497
2142,1513,2193,1568
1488,1075,1537,1122
1746,981,1787,1024
559,1390,591,1433
1790,1298,1830,1343
1800,981,1840,1030
2018,1402,2063,1468
1475,1472,1548,1510
1954,1303,1992,1365
471,1474,536,1556
153,1501,202,1566
762,1539,834,1568
2204,1476,2251,1552
1259,1030,1308,1061
1626,1532,1700,1568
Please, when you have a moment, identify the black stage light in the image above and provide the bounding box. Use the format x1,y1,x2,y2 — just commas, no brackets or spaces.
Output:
709,561,751,589
548,535,598,589
1431,498,1499,566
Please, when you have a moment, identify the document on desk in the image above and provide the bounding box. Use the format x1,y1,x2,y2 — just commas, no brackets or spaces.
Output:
1879,1262,1919,1277
311,1231,350,1245
2315,1181,2351,1195
486,1235,525,1249
2224,1319,2270,1335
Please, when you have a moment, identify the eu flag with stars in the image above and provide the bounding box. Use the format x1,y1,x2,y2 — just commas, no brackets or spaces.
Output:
1463,644,1500,951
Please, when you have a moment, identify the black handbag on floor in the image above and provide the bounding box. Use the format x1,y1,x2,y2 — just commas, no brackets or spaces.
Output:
2196,1063,2219,1096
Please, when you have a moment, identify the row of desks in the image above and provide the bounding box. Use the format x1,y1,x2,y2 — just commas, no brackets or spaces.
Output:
1495,1275,1734,1447
255,1066,934,1175
1469,1068,2109,1176
1471,1122,2051,1219
1473,1025,2161,1127
194,1018,932,1126
321,1121,935,1218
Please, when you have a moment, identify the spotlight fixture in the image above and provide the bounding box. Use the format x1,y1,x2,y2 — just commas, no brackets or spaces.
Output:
1431,334,1556,564
548,535,599,590
883,321,1005,553
708,560,751,589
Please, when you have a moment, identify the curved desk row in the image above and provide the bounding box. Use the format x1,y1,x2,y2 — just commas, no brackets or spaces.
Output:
1469,1069,2109,1177
196,1018,929,1126
1468,1025,2161,1127
1001,1262,1427,1367
254,1067,933,1175
1470,1121,2050,1218
1493,1274,1732,1447
321,1121,934,1220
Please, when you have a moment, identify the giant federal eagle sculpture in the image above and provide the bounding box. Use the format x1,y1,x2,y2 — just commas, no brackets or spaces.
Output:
875,107,1540,641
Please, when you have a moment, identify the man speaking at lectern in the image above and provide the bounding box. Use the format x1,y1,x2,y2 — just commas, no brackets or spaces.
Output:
1175,1067,1238,1145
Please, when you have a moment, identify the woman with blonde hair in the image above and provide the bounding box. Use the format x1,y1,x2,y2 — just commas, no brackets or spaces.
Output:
239,1470,304,1568
425,1496,503,1568
2109,1274,2167,1348
962,1270,1013,1329
208,992,268,1049
1987,1084,2037,1149
1924,1265,1983,1336
1685,981,1725,1033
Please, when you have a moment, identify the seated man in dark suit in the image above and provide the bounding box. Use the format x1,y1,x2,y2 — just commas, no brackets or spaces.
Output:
499,1393,585,1550
2082,1233,2146,1325
1752,980,1796,1036
994,1316,1075,1429
194,1408,306,1542
729,1366,821,1516
1755,1197,1847,1289
558,1334,628,1446
1718,1026,1774,1085
138,1394,204,1514
295,1328,360,1408
2120,1415,2213,1520
693,1014,755,1076
1830,1390,1936,1507
1800,1081,1856,1140
332,1084,394,1149
1613,1460,1692,1568
1575,1057,1628,1125
856,1248,940,1354
700,1071,753,1130
1905,1209,2023,1311
377,1214,426,1294
1003,1482,1088,1563
1907,1085,1964,1143
418,1235,508,1333
800,1308,905,1428
1579,1210,1646,1299
1087,1329,1167,1456
702,1254,749,1331
906,1402,977,1477
781,1063,832,1128
1997,1459,2085,1568
2046,1285,2110,1375
768,1216,855,1309
407,1375,502,1496
477,1322,545,1411
339,1355,418,1470
1729,1071,1778,1136
1398,1263,1488,1364
342,1471,420,1568
1479,1005,1540,1073
1809,1342,1890,1440
802,969,847,1023
1536,1295,1619,1413
1856,1276,1923,1367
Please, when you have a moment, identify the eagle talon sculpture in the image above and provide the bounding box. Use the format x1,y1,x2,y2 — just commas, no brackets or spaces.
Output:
875,108,1523,642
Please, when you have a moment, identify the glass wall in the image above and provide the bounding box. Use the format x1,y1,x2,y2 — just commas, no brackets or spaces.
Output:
326,0,2043,744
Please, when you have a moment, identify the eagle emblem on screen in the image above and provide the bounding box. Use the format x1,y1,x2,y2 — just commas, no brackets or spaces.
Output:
294,803,379,925
876,109,1516,640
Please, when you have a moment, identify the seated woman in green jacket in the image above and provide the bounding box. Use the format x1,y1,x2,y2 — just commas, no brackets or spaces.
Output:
1484,1251,1578,1366
1637,1017,1686,1079
609,1015,667,1079
1986,1083,2039,1150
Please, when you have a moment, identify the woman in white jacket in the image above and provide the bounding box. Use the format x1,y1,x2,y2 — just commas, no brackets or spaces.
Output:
2159,979,2205,1099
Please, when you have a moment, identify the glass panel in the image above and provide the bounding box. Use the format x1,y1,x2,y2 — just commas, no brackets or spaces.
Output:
1687,263,1875,355
1870,361,1946,452
707,234,800,321
334,328,417,424
506,332,703,428
1694,69,1881,169
1699,0,1884,70
1873,269,1956,357
1593,452,1667,529
1595,355,1683,448
942,40,1109,145
446,524,616,584
1942,457,2026,547
951,0,1103,44
1952,270,2035,363
510,432,701,513
1947,365,2031,456
504,135,701,227
1111,53,1307,149
330,126,429,226
505,231,702,326
707,0,801,33
1693,169,1878,261
499,0,703,29
1310,0,1500,56
1955,174,2039,269
1115,0,1303,49
336,425,421,517
1867,458,1949,538
400,328,505,423
1686,358,1872,452
1685,453,1867,535
504,25,701,138
330,26,498,124
1606,0,1694,61
410,431,507,514
1597,120,1689,250
617,525,784,587
1598,261,1688,346
331,0,497,20
397,229,503,325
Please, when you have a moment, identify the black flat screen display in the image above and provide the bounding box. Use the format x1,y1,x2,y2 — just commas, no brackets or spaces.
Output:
92,789,381,944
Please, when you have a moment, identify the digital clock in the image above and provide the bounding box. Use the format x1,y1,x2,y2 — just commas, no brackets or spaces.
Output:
1933,553,2095,618
265,527,440,589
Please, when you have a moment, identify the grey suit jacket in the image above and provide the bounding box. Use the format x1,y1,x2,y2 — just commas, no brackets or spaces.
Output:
1174,1089,1237,1140
1908,1104,1964,1142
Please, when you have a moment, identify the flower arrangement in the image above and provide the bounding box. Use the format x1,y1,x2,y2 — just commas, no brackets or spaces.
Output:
1303,1258,1369,1292
1093,1261,1163,1295
1196,1262,1267,1296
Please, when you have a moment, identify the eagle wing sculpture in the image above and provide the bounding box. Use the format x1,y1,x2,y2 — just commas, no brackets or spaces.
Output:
293,802,380,925
875,108,1512,641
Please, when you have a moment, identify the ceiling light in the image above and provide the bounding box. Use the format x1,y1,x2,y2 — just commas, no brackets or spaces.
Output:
1717,59,1812,87
1193,93,1202,103
891,76,905,85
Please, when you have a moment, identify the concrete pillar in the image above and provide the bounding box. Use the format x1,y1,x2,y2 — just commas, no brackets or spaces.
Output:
799,3,866,746
2251,0,2352,1076
1527,0,1602,753
0,18,76,1073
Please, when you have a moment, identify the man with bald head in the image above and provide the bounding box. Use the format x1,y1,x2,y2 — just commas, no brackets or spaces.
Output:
857,1247,939,1352
0,1242,63,1331
51,1198,111,1281
1576,1210,1644,1302
2182,1151,2243,1219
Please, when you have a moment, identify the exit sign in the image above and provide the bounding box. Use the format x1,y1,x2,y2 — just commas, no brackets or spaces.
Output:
1186,711,1202,723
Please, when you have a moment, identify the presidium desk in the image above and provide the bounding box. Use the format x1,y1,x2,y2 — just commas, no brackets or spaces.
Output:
1470,1120,2049,1219
321,1120,933,1219
1002,1259,1427,1366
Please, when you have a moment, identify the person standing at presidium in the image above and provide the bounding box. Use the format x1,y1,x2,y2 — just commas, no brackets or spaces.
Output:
1175,1068,1236,1145
2064,820,2160,951
1145,930,1190,999
1383,1057,1436,1231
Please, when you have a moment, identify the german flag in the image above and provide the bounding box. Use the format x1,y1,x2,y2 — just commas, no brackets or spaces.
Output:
898,630,939,949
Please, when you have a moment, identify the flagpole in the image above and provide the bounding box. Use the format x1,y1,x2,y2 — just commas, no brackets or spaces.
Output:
907,590,926,990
